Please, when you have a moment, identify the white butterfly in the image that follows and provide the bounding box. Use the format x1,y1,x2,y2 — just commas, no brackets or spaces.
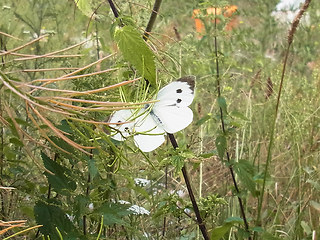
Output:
109,76,195,152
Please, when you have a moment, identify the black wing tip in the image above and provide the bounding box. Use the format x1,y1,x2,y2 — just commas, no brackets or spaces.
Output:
177,75,196,90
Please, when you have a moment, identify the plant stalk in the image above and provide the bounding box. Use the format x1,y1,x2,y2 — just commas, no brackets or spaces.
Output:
143,0,163,41
256,0,312,234
213,7,251,239
168,134,209,240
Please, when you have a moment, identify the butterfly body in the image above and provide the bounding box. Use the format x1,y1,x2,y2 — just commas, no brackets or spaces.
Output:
109,76,195,152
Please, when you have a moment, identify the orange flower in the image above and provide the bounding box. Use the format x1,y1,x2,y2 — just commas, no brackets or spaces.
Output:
192,5,238,35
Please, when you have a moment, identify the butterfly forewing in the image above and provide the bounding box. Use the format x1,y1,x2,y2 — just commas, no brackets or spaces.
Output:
152,75,195,133
156,76,195,108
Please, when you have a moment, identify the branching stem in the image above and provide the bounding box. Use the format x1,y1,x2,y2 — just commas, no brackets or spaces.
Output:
213,7,251,239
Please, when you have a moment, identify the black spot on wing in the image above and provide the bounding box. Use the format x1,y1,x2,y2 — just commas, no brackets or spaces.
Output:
176,88,182,93
177,99,182,103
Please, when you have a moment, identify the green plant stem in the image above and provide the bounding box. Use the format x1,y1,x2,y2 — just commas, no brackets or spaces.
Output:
143,0,163,41
256,43,291,228
256,1,311,234
168,134,209,240
107,0,119,18
213,8,251,239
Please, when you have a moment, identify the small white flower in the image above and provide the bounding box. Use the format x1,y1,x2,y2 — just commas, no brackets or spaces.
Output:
88,203,94,210
134,178,151,187
118,200,131,205
128,205,150,215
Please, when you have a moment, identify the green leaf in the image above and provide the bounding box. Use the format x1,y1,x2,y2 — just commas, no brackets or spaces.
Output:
74,195,90,220
210,217,244,240
114,25,156,85
301,220,312,234
230,110,249,121
199,150,216,158
217,96,227,114
215,135,226,161
234,160,257,196
310,200,320,211
224,216,244,224
41,152,77,196
96,202,132,226
196,113,212,126
74,0,102,19
210,222,232,240
261,232,282,240
9,137,24,147
88,157,98,179
34,200,82,239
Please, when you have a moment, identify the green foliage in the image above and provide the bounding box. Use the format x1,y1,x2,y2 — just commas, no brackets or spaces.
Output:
215,134,227,161
96,202,133,226
34,200,82,239
114,25,156,85
234,160,258,196
42,153,77,196
210,217,244,240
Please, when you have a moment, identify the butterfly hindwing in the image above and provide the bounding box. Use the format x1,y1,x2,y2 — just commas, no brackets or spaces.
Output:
133,114,165,152
151,105,193,134
109,109,165,152
109,109,135,141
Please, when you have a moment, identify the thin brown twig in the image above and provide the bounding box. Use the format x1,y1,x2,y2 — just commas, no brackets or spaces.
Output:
0,35,48,57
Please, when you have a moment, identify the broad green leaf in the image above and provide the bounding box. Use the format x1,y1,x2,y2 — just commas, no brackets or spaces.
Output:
210,223,232,240
234,160,257,196
210,217,244,240
41,152,77,196
196,113,212,126
114,25,156,85
34,200,82,240
215,135,227,161
217,96,227,115
96,202,132,226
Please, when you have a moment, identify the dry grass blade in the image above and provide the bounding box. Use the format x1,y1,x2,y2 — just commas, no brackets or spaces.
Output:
0,223,26,235
29,104,94,155
0,34,48,57
60,53,116,78
0,31,21,41
0,186,16,190
64,77,141,97
31,68,118,84
2,225,43,240
1,79,73,115
4,104,52,174
26,107,72,155
13,39,89,61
